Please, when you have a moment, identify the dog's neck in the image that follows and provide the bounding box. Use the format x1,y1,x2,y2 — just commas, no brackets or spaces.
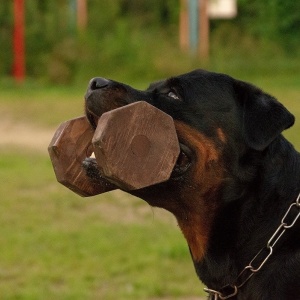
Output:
193,136,300,294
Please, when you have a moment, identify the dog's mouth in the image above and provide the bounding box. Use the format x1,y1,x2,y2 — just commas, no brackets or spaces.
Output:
85,108,101,130
85,105,192,184
171,143,192,178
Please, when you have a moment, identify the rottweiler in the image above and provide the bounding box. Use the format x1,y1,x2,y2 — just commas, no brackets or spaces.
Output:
83,69,300,299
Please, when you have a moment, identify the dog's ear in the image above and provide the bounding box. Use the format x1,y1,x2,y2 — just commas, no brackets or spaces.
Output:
234,80,295,151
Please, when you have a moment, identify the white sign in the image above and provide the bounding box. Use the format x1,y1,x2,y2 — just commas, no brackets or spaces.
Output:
208,0,237,19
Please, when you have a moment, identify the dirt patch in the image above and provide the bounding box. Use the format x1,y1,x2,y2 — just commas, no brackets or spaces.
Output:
0,118,54,154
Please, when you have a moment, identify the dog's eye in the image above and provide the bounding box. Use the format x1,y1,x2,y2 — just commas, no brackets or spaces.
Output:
167,90,180,100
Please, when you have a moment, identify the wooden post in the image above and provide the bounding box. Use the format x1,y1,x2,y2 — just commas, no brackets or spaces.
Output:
198,0,209,60
13,0,25,82
77,0,87,33
180,0,210,59
179,0,189,52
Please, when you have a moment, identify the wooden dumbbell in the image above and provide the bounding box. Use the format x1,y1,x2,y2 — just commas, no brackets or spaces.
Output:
92,101,180,190
49,101,180,196
48,116,116,197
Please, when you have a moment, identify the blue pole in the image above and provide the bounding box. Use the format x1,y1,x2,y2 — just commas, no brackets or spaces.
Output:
69,0,77,33
188,0,199,54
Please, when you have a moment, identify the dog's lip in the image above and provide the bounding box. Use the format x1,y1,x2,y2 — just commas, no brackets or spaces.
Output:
85,108,101,130
85,105,193,179
171,143,193,178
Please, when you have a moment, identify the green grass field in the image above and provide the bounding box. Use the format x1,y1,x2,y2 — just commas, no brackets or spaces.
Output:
0,73,299,299
0,150,203,299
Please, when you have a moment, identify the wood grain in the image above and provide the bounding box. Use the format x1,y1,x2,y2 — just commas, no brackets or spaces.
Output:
92,101,180,190
48,116,115,197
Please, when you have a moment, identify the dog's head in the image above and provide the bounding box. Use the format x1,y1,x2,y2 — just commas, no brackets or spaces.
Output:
84,69,294,262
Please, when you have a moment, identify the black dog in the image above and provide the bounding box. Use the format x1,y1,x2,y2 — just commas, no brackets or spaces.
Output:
84,69,300,299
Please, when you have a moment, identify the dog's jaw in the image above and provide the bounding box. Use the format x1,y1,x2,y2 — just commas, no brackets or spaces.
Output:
83,90,226,262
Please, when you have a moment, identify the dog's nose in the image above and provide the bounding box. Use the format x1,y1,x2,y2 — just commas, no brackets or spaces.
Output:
88,77,110,90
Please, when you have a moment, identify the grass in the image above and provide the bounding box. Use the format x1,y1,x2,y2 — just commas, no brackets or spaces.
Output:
0,85,85,128
0,150,203,299
0,71,299,299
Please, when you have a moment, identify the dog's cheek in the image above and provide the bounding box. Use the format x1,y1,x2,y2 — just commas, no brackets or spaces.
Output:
173,122,225,262
133,122,226,262
175,170,223,262
174,121,225,197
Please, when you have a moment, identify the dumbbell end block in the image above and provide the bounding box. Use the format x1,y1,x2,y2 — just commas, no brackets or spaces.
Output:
48,116,116,197
92,101,180,190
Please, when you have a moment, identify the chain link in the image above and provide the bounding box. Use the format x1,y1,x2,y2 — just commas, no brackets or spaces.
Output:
204,192,300,300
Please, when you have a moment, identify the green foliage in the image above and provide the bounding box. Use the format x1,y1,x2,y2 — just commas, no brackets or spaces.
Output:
25,0,73,80
74,0,180,83
1,0,300,83
236,0,300,50
0,2,12,75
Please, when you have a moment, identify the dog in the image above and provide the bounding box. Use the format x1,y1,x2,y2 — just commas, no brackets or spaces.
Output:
83,69,300,299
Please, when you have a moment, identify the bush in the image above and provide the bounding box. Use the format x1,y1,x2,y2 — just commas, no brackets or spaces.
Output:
1,0,300,84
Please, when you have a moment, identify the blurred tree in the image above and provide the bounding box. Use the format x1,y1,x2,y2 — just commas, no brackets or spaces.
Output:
0,0,299,82
0,2,13,75
25,0,70,78
237,0,300,50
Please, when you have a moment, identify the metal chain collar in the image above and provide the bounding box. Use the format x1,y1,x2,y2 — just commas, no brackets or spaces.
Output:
204,192,300,300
